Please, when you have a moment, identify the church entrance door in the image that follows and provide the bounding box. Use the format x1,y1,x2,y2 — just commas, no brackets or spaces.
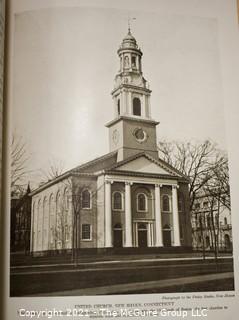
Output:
113,224,123,248
163,230,172,247
138,223,148,247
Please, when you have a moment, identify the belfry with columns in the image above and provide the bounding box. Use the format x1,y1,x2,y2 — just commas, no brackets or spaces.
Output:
30,29,192,254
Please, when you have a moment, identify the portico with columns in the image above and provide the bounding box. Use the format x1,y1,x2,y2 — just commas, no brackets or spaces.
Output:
103,169,186,249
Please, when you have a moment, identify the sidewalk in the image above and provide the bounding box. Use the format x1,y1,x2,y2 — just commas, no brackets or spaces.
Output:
30,272,234,296
11,251,233,267
11,255,233,270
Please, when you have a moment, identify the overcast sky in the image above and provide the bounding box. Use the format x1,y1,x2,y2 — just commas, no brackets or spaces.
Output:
12,7,227,184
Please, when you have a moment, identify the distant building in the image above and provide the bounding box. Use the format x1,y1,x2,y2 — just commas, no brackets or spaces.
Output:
11,186,32,252
30,29,192,254
191,192,232,251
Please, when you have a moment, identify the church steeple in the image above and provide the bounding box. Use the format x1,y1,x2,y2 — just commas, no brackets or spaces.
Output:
112,28,152,119
106,28,159,162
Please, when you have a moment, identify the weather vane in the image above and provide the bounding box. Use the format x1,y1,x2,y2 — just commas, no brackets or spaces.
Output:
127,16,136,33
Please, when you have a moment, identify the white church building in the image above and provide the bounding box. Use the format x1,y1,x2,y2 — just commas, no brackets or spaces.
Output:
30,28,192,254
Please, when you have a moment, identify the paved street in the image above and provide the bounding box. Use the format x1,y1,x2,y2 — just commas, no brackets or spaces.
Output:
30,272,234,296
10,256,234,296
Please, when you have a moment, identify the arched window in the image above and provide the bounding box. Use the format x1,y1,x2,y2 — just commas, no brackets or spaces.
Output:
43,197,47,213
205,236,210,248
37,199,41,216
162,195,170,212
56,192,61,214
137,193,147,212
131,56,136,67
224,217,228,225
32,202,37,250
37,199,42,247
133,97,141,116
64,188,70,210
49,194,54,246
43,197,48,244
113,192,123,210
82,189,91,209
117,99,120,115
124,55,129,68
49,194,54,215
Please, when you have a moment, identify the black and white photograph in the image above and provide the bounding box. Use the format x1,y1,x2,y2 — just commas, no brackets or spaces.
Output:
9,4,234,298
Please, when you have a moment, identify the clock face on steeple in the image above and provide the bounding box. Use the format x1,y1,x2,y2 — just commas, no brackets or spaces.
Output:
133,128,148,143
112,129,120,145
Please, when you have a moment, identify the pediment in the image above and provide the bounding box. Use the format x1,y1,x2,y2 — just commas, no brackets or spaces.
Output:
115,155,180,176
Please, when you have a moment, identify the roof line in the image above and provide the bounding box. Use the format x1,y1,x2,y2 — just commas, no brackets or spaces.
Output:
108,151,186,178
105,169,188,182
30,151,118,196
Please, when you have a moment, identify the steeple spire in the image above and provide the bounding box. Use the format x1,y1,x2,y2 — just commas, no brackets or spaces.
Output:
105,28,159,161
128,18,131,34
112,28,151,119
127,16,136,35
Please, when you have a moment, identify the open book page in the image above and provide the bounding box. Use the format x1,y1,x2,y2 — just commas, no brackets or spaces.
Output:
4,0,239,319
0,0,5,215
0,2,5,304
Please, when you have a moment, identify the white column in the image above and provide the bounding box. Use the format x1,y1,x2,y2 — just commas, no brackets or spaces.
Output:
42,202,45,250
128,91,132,115
147,223,152,247
122,89,126,114
133,222,136,246
30,203,34,252
142,95,146,117
155,184,163,246
136,55,139,70
114,97,118,117
105,180,112,247
135,222,138,247
148,95,151,118
172,185,181,246
125,182,133,247
38,202,43,251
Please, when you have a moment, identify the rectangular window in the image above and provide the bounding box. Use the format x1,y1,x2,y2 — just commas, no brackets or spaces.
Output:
82,190,91,209
82,224,91,240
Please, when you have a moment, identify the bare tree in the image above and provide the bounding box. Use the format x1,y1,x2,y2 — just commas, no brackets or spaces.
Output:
158,139,227,210
202,155,231,261
57,175,106,265
205,195,219,260
159,139,231,260
55,196,69,251
48,176,103,264
39,158,65,184
206,158,230,210
11,134,30,196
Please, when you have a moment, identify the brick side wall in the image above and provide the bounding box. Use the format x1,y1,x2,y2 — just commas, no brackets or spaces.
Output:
72,176,98,248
